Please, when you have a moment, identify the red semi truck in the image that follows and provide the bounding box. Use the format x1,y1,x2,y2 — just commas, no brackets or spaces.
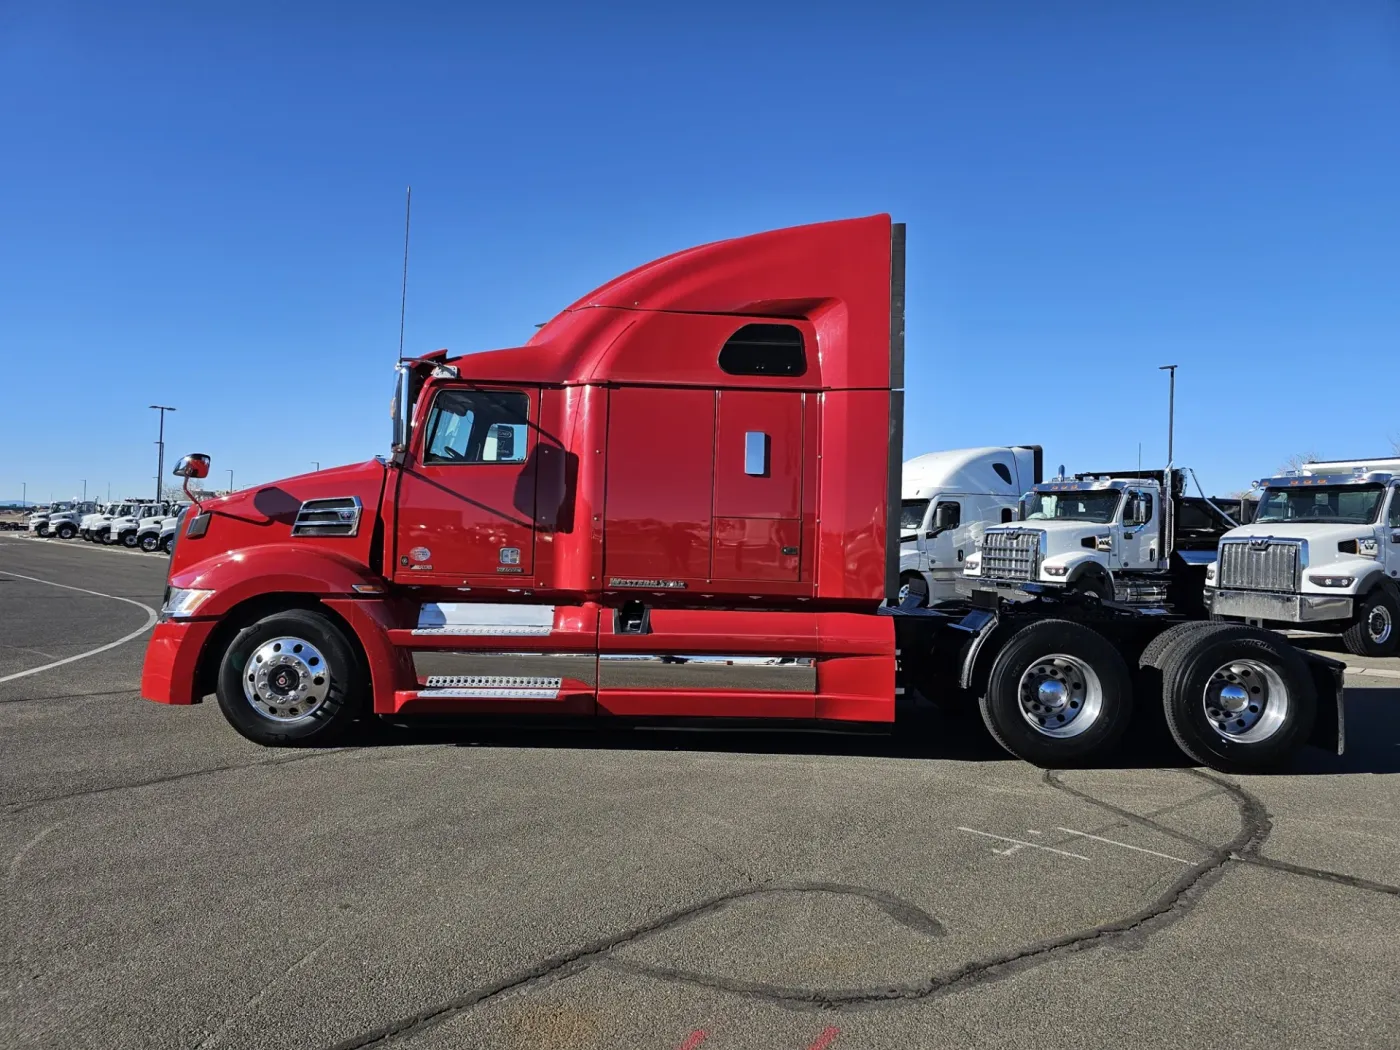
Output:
142,215,1343,772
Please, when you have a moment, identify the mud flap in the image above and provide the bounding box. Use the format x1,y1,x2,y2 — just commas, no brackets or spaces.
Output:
1298,649,1346,755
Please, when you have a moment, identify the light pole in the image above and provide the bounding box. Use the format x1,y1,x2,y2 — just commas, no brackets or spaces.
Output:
82,479,87,501
150,405,177,502
21,482,25,508
227,468,234,493
312,461,320,472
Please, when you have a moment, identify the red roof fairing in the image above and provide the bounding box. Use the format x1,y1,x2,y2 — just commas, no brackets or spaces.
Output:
451,214,895,392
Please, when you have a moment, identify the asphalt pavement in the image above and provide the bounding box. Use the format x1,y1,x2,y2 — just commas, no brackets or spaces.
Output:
2,537,1397,1050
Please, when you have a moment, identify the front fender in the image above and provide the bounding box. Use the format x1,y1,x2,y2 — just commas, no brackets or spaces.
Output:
171,543,383,617
1045,552,1107,582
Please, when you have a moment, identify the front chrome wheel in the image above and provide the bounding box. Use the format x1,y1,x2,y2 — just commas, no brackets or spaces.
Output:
241,636,331,722
1202,658,1288,743
1366,604,1393,645
1016,653,1104,738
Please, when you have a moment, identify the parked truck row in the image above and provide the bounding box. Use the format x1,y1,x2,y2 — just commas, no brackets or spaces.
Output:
27,499,187,552
141,215,1348,774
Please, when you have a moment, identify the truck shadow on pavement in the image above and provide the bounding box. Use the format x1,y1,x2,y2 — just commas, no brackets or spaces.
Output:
356,686,1400,775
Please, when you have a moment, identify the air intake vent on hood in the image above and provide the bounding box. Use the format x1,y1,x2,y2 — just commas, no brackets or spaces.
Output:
292,496,362,537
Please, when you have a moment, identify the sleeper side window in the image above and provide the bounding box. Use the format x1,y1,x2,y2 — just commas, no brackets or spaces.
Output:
718,323,806,377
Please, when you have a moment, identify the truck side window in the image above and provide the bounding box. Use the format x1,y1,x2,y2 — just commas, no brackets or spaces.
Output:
1389,490,1400,528
1139,491,1153,523
718,323,806,377
422,389,530,465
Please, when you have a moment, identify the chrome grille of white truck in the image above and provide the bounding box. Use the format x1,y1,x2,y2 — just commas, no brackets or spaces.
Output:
980,530,1042,581
1217,539,1302,592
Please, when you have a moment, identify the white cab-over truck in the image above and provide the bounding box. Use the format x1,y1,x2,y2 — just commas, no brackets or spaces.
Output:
898,445,1042,605
1205,458,1400,657
965,468,1248,612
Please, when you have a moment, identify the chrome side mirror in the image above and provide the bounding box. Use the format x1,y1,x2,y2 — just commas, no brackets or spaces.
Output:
391,363,411,457
173,454,210,479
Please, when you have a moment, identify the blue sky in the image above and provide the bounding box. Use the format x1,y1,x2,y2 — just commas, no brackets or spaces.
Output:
1,1,1397,504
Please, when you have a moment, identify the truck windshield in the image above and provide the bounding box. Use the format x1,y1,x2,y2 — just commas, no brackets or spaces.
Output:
1255,484,1384,525
900,499,929,534
1024,490,1121,524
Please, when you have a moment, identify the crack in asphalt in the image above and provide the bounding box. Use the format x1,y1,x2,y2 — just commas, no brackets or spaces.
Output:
1045,768,1400,899
3,748,359,812
322,768,1283,1048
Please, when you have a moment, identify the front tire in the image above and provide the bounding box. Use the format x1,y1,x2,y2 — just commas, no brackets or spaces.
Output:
215,608,367,746
140,533,160,553
1342,589,1399,658
1067,570,1113,602
1159,625,1316,773
978,619,1135,765
159,535,175,554
55,523,76,540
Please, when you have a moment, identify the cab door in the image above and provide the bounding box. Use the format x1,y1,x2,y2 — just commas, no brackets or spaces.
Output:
1120,488,1157,570
1385,486,1400,581
393,385,539,581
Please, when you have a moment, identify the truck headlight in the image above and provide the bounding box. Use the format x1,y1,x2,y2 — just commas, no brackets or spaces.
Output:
1308,575,1355,588
964,553,981,573
1205,564,1216,582
1045,565,1069,577
160,588,216,619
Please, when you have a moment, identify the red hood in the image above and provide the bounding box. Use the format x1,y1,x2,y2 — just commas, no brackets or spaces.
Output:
169,459,388,580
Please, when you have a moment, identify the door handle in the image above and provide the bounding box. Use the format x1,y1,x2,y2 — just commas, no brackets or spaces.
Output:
957,549,964,562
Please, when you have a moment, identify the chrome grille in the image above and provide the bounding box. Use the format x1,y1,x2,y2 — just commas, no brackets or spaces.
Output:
1217,539,1302,592
981,530,1042,581
292,496,363,537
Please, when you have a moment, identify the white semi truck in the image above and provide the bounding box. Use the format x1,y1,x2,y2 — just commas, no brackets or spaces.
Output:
109,502,172,548
964,467,1249,612
29,500,95,539
897,445,1042,605
1205,458,1400,657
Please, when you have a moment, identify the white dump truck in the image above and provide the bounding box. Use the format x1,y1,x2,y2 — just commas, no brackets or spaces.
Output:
1205,458,1400,657
897,446,1042,605
965,468,1248,612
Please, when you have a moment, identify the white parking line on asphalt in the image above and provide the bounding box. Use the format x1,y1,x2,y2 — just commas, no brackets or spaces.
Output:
1053,827,1196,865
0,535,167,558
955,827,1092,861
0,571,159,684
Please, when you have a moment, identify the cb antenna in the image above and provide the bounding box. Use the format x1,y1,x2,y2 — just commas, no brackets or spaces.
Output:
398,186,412,362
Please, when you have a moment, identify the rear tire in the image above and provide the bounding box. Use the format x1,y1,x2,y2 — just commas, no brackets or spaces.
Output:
1342,589,1399,658
1159,625,1315,773
979,619,1135,765
215,608,367,746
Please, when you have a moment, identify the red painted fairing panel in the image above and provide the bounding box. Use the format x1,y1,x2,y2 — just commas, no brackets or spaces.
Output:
141,620,217,705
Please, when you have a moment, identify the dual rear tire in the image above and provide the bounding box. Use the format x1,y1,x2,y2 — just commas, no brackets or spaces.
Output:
978,619,1317,772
